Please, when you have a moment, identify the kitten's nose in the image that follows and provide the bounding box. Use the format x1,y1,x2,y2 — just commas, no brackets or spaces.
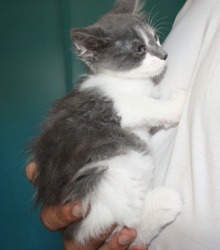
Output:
158,52,168,61
153,47,168,61
162,53,168,61
156,47,168,61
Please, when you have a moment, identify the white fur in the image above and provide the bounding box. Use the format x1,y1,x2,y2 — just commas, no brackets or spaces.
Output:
75,151,182,245
80,74,185,129
76,54,186,245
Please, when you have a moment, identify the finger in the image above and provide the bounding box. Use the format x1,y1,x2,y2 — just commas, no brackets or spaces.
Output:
40,201,82,231
63,226,116,250
129,244,148,250
25,161,37,183
62,228,147,250
99,227,137,250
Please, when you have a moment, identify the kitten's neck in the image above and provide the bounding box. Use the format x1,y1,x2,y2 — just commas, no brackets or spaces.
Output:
80,72,158,99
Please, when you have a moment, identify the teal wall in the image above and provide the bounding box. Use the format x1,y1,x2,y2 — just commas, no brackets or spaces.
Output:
0,0,185,249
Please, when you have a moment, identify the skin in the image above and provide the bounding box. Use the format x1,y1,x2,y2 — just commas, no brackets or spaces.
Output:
25,162,148,250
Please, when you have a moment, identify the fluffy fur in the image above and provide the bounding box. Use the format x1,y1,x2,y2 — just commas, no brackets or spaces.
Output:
30,0,185,247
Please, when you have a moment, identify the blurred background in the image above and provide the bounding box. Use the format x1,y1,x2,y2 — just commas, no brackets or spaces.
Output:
0,0,185,249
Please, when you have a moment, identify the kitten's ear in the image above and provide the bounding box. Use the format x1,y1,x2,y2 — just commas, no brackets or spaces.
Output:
71,28,110,63
111,0,145,15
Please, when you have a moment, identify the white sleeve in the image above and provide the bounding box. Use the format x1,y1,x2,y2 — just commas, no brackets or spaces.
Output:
150,0,220,249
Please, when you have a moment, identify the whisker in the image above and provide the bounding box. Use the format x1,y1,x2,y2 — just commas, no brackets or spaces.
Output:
147,5,156,25
153,16,168,28
150,12,160,28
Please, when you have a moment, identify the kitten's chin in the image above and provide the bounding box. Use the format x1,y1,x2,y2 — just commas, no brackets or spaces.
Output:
133,64,166,80
129,60,166,79
148,65,166,78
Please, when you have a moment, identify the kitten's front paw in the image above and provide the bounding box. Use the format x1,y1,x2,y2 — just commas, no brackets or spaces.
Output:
163,90,186,128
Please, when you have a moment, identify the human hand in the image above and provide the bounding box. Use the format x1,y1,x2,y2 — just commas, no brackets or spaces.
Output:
25,162,147,250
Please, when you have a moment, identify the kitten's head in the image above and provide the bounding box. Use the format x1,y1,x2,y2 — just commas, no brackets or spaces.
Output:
71,0,167,79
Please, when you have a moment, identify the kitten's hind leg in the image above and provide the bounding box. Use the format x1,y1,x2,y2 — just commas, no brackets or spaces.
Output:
133,187,182,246
65,151,153,245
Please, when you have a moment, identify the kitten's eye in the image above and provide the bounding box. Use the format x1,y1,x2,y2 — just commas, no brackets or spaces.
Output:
136,45,146,55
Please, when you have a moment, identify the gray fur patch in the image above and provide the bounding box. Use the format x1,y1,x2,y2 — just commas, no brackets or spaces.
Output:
30,83,148,205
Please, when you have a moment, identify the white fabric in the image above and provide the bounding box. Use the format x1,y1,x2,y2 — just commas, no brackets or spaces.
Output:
150,0,220,249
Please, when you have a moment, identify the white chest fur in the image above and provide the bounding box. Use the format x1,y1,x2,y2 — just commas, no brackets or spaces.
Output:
80,74,159,129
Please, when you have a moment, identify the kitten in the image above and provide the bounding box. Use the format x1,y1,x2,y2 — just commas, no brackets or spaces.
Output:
30,0,185,247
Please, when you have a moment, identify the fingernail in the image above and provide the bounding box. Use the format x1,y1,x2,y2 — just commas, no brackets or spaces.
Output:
72,204,82,217
118,235,134,245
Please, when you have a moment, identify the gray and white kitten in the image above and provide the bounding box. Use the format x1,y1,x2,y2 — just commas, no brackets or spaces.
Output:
30,0,185,247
